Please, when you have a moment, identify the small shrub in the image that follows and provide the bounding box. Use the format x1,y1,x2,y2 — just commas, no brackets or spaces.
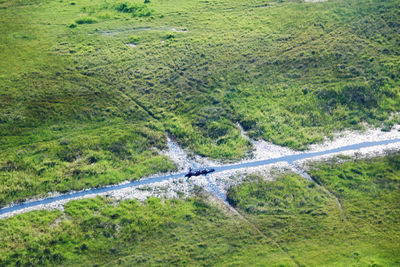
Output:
12,33,30,39
56,146,82,162
96,11,113,20
69,23,77,28
109,141,130,158
75,17,97,25
87,155,99,164
128,35,140,44
165,33,175,39
114,2,153,17
381,124,393,132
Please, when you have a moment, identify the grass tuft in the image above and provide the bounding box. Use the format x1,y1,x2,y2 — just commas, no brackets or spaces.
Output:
75,17,97,24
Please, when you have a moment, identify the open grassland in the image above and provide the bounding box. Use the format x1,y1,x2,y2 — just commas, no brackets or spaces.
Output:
227,153,400,266
1,154,399,266
0,196,295,266
0,119,175,207
1,0,400,204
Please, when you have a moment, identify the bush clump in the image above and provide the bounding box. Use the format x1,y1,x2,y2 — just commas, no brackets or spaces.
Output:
75,17,98,24
114,2,153,17
127,35,140,44
165,33,175,39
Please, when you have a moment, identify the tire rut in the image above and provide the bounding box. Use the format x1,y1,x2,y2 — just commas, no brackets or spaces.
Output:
290,162,348,222
212,195,301,267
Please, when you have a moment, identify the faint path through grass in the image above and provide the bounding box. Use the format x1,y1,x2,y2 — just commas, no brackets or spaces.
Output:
289,161,348,221
214,195,301,267
98,26,188,36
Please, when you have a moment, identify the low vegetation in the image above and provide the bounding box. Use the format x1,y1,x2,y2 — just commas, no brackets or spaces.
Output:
227,154,400,265
75,17,98,25
0,120,176,206
113,2,153,17
309,153,400,236
1,0,399,264
0,196,293,266
1,0,400,201
1,154,399,265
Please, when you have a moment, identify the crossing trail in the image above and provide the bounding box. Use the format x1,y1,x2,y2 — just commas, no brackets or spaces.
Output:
1,137,400,218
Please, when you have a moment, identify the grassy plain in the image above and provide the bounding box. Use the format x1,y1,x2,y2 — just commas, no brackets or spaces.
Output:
228,154,400,266
0,196,295,266
1,0,400,203
1,154,399,266
0,119,175,206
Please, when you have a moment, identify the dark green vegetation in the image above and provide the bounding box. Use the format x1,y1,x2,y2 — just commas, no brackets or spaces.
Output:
114,2,153,17
227,153,400,266
1,154,400,266
1,0,400,202
0,196,295,266
0,120,175,206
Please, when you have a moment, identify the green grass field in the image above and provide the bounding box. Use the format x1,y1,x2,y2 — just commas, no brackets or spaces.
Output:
1,0,399,265
0,119,176,206
227,154,400,266
1,0,400,204
0,196,295,266
1,154,399,266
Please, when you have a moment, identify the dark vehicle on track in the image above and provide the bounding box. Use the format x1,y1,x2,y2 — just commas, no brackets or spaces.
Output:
185,167,215,180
